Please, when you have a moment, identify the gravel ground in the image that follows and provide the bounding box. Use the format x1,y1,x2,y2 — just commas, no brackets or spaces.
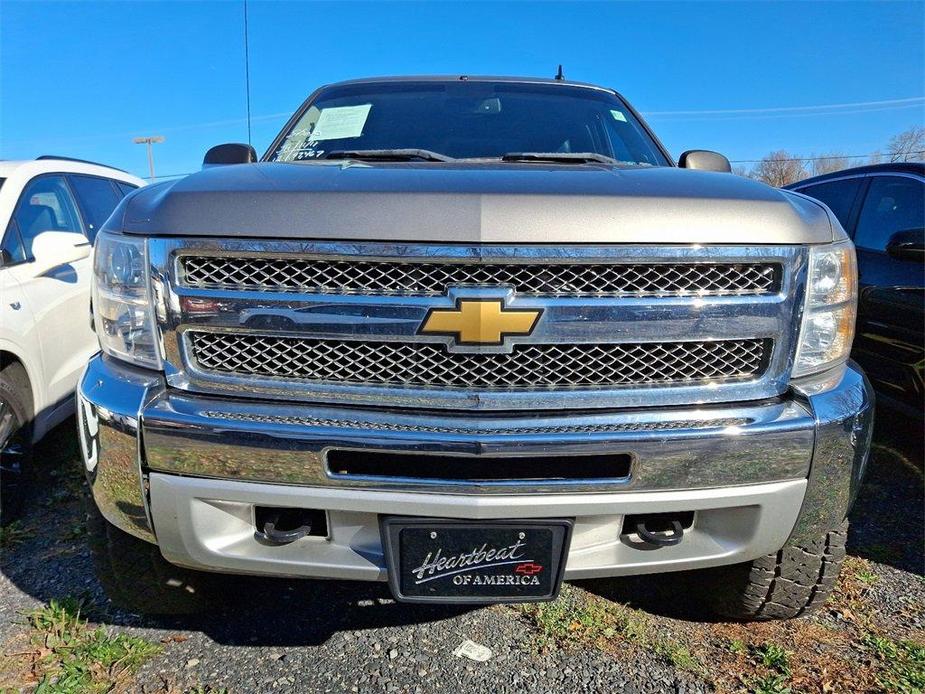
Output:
1,416,921,693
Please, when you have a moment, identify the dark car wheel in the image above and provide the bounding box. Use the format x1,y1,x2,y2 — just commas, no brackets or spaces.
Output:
0,362,34,526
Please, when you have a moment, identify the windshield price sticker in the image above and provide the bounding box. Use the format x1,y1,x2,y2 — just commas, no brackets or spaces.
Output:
308,104,372,141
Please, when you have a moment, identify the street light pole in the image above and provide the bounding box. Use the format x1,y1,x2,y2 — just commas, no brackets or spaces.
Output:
133,136,165,180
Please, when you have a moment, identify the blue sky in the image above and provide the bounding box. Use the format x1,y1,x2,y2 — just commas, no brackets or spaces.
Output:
2,1,923,179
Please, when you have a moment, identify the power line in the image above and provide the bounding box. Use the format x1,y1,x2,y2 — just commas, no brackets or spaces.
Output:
646,96,925,116
151,172,195,180
730,150,925,164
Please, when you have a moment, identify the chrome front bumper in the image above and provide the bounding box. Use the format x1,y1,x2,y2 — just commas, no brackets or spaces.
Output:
77,354,874,580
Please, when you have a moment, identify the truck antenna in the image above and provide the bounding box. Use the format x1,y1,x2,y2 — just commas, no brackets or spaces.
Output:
555,64,565,81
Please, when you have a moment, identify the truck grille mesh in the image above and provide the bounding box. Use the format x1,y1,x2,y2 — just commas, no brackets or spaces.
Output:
180,256,780,297
189,332,769,389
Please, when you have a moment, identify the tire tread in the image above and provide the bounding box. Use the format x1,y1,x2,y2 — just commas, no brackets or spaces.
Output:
709,521,848,621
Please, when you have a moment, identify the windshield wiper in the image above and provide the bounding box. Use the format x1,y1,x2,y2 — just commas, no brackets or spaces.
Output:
323,149,455,162
500,152,622,165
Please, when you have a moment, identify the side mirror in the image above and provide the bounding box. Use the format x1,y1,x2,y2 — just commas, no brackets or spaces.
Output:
203,143,258,168
886,228,925,262
30,231,91,275
678,150,732,173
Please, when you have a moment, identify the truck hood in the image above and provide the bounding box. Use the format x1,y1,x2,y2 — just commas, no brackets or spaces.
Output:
115,161,833,244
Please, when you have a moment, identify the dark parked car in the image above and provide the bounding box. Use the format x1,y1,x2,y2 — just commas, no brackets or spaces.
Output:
788,163,924,419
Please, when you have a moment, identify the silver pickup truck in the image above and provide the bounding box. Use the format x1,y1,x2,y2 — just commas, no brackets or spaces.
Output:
78,76,873,619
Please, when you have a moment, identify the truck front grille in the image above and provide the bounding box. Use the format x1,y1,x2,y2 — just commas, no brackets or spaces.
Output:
180,256,780,297
189,332,770,389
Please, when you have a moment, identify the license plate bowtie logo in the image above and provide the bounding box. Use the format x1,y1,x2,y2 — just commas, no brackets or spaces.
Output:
419,300,541,345
514,562,544,576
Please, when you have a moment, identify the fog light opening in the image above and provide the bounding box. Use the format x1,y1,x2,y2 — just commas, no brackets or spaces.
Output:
254,506,328,545
622,512,695,548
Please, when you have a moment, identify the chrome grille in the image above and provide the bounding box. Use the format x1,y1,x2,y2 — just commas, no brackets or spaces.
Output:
180,255,780,297
189,332,770,389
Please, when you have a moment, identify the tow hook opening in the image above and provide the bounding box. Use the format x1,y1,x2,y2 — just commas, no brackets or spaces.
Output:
254,506,328,545
622,512,694,548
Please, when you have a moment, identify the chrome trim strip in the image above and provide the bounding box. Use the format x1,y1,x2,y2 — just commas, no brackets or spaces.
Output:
200,409,750,434
150,239,807,411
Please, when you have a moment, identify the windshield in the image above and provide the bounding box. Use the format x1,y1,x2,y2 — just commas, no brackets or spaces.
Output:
267,81,669,166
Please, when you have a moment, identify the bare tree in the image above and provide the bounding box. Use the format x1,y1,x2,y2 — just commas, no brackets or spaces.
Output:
867,150,883,165
732,164,752,178
809,152,851,176
887,126,925,162
751,151,808,187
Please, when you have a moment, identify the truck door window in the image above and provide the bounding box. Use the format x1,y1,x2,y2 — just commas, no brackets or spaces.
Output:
1,219,27,265
796,178,863,233
115,181,139,197
854,176,925,251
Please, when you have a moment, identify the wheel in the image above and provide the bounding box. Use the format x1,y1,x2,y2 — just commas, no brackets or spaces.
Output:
85,497,215,615
703,521,848,621
0,362,33,526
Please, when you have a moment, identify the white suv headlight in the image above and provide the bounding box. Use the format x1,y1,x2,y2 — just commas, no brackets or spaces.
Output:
792,240,857,377
92,231,162,369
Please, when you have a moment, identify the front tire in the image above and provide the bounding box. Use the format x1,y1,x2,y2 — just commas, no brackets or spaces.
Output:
704,521,848,620
0,362,34,526
86,499,215,615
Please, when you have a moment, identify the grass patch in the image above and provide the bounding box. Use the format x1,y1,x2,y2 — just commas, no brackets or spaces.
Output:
855,568,880,585
518,586,612,646
21,597,161,692
753,642,792,674
864,634,925,693
727,638,747,655
656,641,699,670
751,673,792,694
517,585,704,673
0,520,32,548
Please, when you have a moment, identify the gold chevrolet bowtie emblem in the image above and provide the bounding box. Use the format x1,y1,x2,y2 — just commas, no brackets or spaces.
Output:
420,300,542,345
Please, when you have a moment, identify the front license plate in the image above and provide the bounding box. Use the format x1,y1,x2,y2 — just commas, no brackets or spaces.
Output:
380,518,572,604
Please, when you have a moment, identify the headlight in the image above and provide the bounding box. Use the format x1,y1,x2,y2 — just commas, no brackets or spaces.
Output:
92,231,162,368
792,240,857,377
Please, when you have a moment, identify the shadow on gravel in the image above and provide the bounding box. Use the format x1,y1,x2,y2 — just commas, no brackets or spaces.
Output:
147,576,477,647
571,415,925,621
2,412,922,643
846,415,924,576
0,419,477,648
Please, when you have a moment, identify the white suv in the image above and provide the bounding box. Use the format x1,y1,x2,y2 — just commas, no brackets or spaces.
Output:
0,157,144,522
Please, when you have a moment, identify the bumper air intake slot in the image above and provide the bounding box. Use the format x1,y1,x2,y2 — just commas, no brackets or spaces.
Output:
254,506,328,545
325,450,632,484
